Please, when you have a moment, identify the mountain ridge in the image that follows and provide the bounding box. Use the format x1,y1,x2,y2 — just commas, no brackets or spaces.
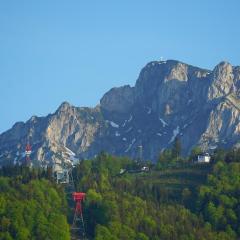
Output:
1,59,240,166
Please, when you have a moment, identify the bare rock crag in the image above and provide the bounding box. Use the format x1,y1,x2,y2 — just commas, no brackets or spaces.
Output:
1,60,240,165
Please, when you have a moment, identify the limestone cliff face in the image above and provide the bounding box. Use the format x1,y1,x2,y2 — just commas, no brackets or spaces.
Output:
208,62,234,100
100,85,135,113
1,59,240,165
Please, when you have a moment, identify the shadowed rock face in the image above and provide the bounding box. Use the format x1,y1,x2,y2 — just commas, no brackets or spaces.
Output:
1,59,240,166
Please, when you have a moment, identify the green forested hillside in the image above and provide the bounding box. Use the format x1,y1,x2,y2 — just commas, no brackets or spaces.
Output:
1,148,240,240
0,168,70,240
74,152,239,239
198,161,240,238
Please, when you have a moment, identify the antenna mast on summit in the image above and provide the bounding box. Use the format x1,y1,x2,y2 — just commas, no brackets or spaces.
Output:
25,142,32,166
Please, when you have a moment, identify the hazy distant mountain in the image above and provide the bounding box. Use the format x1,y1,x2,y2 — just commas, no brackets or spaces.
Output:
1,59,240,166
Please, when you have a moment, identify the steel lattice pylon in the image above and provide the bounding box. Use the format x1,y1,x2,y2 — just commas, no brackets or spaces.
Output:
71,192,86,240
25,143,32,166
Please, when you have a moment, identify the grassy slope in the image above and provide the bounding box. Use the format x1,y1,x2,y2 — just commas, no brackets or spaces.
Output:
122,163,212,205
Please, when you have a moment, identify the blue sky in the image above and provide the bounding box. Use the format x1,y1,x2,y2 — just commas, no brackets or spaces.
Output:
0,0,239,133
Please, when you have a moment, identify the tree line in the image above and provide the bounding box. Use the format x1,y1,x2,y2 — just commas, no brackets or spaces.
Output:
1,144,240,239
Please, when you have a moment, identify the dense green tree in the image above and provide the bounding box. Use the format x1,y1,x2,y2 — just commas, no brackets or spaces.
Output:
189,146,202,162
95,225,117,240
71,152,228,239
156,149,172,169
198,161,240,237
0,177,70,240
1,148,239,239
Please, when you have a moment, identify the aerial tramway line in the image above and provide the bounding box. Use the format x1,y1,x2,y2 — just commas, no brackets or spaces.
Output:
53,160,87,240
22,136,86,239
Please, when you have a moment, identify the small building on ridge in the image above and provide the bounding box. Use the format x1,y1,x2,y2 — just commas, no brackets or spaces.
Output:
197,153,211,163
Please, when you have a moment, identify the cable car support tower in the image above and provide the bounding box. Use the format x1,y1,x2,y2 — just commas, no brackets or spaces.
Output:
71,192,86,240
53,158,86,239
25,142,32,167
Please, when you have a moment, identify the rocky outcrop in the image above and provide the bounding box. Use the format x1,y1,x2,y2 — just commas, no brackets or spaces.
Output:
208,62,234,99
1,59,240,166
100,85,135,113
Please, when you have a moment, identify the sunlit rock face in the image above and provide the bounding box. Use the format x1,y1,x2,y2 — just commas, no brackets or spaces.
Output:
208,62,234,100
1,59,240,165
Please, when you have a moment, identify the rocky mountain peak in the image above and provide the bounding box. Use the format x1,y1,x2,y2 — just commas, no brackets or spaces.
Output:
100,60,191,114
213,61,233,80
164,61,188,82
57,101,72,112
208,61,234,100
1,59,240,166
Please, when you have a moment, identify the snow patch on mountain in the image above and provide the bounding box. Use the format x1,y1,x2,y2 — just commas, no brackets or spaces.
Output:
107,120,119,128
122,120,127,127
125,127,133,133
159,118,168,127
146,107,152,114
64,146,79,165
115,132,121,137
128,115,133,122
169,126,180,143
125,138,136,152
